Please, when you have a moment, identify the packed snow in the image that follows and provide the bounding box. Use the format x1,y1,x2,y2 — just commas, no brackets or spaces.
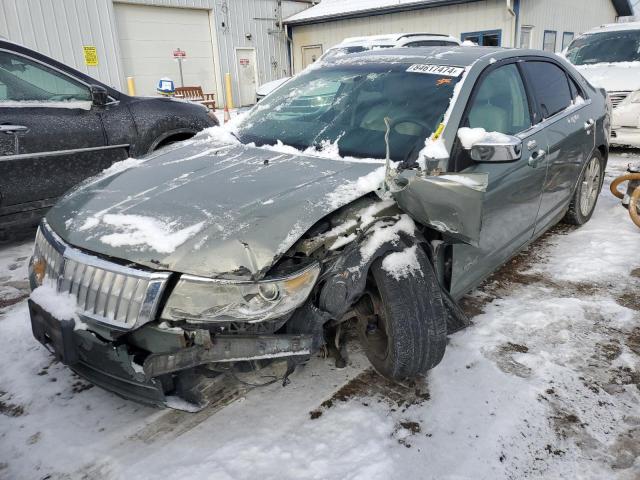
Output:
30,285,78,322
457,127,513,149
325,166,387,209
381,245,422,280
98,214,205,254
0,151,639,480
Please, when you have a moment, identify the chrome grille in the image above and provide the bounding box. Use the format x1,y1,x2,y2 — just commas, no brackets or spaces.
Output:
609,91,631,109
32,221,170,330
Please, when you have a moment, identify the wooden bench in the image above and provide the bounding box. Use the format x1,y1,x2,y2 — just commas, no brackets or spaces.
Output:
174,86,216,110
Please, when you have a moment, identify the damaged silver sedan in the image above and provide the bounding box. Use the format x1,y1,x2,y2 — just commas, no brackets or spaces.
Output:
28,47,609,409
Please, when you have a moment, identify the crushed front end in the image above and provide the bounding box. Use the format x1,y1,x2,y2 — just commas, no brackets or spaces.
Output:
28,221,320,410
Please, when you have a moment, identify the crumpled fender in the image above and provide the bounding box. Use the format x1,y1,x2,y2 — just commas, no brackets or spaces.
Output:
317,220,420,320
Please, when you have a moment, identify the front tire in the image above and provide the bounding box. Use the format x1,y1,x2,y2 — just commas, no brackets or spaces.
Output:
563,151,604,225
356,246,448,380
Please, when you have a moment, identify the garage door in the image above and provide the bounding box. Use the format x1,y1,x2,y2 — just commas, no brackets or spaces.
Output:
115,3,216,97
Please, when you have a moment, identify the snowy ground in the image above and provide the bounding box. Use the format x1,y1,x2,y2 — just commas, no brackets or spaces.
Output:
0,151,639,480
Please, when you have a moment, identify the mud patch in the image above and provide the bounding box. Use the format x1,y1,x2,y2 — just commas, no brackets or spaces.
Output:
617,290,640,311
488,342,532,378
393,421,422,448
0,392,25,417
309,369,429,419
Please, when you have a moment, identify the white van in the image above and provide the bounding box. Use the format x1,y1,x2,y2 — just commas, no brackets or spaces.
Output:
256,33,461,102
565,22,640,147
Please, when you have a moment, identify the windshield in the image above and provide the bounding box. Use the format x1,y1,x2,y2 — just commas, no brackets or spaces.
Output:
236,63,461,161
566,30,640,65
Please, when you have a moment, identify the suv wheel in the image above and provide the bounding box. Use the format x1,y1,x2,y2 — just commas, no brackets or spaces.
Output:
356,246,447,380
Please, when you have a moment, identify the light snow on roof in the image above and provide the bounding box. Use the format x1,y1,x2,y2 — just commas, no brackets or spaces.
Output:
286,0,455,23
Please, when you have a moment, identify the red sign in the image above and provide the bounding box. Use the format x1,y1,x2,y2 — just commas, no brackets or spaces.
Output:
239,58,249,66
173,49,187,58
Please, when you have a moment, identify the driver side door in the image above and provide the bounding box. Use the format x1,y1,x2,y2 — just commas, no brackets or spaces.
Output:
0,48,123,218
448,61,549,297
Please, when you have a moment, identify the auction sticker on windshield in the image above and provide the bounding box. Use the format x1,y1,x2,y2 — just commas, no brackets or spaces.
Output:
407,64,464,77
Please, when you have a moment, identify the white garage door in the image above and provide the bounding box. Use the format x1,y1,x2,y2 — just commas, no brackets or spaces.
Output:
115,3,216,97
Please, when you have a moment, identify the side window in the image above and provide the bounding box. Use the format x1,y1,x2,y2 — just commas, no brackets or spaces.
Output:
0,50,91,102
568,75,584,102
466,64,531,135
521,61,572,120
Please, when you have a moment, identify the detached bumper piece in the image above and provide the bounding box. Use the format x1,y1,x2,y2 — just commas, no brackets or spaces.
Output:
29,298,313,408
143,334,314,377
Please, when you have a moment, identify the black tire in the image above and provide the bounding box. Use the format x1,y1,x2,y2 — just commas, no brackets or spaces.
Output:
356,246,448,380
563,151,605,225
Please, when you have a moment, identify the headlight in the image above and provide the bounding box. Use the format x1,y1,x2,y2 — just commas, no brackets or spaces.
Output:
162,263,320,323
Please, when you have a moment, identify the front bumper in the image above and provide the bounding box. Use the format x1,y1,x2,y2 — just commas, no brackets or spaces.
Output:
29,297,314,408
611,102,640,147
611,126,640,148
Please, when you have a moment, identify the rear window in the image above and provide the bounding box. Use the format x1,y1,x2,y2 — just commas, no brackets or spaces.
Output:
521,61,572,120
405,40,459,47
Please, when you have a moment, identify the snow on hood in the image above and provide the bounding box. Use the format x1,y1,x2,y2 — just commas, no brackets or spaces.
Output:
46,139,385,280
575,62,640,92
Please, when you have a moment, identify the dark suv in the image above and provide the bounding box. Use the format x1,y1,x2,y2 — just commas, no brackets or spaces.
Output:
0,40,217,239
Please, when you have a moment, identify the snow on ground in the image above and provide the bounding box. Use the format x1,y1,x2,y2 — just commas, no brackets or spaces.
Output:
0,151,639,480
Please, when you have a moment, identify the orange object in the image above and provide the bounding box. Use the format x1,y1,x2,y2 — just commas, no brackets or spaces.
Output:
610,172,640,228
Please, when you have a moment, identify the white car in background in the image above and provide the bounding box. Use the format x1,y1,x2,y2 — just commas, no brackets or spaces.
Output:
565,22,640,147
256,33,461,101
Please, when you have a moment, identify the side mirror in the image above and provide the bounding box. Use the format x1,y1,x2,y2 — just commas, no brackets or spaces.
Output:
90,85,109,107
468,134,522,162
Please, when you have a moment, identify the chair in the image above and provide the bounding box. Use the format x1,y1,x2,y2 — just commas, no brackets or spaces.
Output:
174,86,216,110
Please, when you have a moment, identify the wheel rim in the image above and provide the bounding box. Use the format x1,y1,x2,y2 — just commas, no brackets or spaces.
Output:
356,290,390,362
579,156,601,217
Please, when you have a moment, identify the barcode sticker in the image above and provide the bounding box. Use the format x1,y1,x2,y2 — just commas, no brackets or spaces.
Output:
406,64,465,77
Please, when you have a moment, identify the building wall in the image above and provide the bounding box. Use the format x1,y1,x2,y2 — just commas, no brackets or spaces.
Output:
210,0,308,106
0,0,309,105
519,0,618,52
0,0,125,89
289,0,516,73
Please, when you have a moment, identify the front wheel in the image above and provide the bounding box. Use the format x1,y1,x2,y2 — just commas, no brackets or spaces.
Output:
356,246,448,380
563,151,604,225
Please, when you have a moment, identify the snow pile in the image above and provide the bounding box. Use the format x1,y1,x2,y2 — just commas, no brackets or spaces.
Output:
457,127,512,149
99,157,145,178
0,99,92,110
381,245,422,280
325,166,386,209
98,214,205,253
360,214,415,262
30,285,78,323
461,40,477,46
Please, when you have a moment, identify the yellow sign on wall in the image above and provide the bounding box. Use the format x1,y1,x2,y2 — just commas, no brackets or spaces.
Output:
82,46,98,66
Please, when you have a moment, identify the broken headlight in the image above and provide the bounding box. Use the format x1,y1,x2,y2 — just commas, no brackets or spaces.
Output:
162,263,320,323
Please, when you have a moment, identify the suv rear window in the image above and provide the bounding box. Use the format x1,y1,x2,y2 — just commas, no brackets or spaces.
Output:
521,61,572,120
405,40,459,47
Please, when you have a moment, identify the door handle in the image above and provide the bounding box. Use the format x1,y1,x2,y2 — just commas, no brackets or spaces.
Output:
0,125,29,155
0,124,28,134
584,118,595,132
528,149,546,168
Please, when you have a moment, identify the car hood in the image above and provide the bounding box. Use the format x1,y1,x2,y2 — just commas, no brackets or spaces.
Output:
575,63,640,92
46,140,384,279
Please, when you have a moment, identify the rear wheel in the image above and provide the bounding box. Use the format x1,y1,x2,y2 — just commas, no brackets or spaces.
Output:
563,151,604,225
356,246,447,380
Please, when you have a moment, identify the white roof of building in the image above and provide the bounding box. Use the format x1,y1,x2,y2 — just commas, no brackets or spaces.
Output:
285,0,634,25
284,0,474,25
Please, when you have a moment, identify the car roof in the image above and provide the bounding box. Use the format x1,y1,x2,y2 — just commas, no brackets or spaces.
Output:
583,21,640,34
336,32,458,47
323,45,507,67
